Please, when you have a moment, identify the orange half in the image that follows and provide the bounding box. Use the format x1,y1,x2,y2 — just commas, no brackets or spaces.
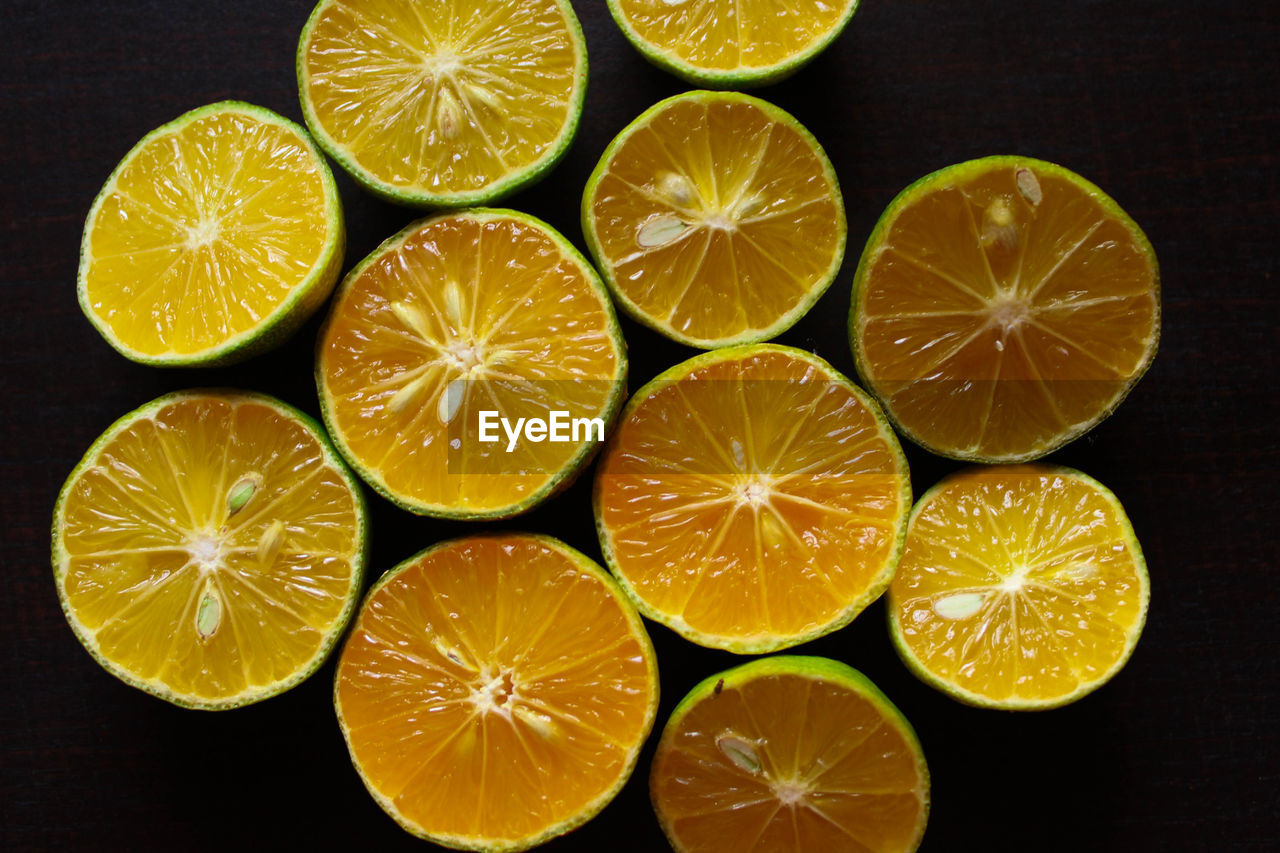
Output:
888,466,1151,709
852,156,1160,462
607,0,860,87
298,0,587,206
595,344,910,652
52,391,366,708
335,534,658,850
583,91,845,348
78,102,343,365
317,209,626,519
652,656,929,853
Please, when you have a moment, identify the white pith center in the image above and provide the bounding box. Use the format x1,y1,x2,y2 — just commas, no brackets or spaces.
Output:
717,732,815,808
188,532,223,567
773,778,811,806
635,171,768,247
990,293,1032,331
424,51,461,76
735,475,773,507
167,473,289,642
447,341,484,373
1000,564,1031,594
470,668,516,714
184,218,220,249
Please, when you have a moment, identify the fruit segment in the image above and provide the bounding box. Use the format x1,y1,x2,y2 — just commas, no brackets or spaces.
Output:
888,466,1150,709
652,657,929,853
584,91,845,348
596,345,910,653
299,0,585,205
335,534,658,850
608,0,860,85
317,210,625,519
852,156,1160,462
53,392,365,708
79,103,342,364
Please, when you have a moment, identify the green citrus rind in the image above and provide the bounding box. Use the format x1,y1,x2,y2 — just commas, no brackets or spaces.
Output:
316,208,628,521
849,155,1162,463
582,90,847,350
886,464,1151,711
297,0,588,208
605,0,860,88
77,101,345,367
51,389,369,711
593,344,911,654
334,533,660,852
651,655,930,852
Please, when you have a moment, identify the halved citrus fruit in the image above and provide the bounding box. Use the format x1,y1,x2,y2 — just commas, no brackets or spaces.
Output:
652,656,929,853
851,156,1160,462
298,0,587,207
888,465,1150,710
335,534,659,850
78,101,344,366
52,391,367,709
583,91,846,348
607,0,860,87
595,344,910,653
317,209,626,519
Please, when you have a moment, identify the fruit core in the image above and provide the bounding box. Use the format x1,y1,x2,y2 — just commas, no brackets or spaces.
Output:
183,218,221,250
635,171,767,247
735,475,773,507
717,731,815,806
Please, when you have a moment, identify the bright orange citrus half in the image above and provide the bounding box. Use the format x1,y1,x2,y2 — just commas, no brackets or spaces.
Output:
583,91,846,348
851,156,1160,462
335,534,658,850
651,656,929,852
595,344,910,653
317,209,626,519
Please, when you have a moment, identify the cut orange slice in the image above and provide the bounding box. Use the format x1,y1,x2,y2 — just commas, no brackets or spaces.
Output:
607,0,860,87
888,466,1151,709
851,156,1160,462
78,102,343,365
335,534,659,850
316,209,626,519
52,391,367,709
595,344,910,653
583,91,846,348
651,656,929,853
298,0,587,207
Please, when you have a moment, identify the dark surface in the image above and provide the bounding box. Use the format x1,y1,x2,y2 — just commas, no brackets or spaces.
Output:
2,1,1278,850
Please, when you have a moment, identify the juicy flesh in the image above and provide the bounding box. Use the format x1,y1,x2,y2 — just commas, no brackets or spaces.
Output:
320,214,621,514
890,468,1147,703
336,536,655,844
590,96,842,343
653,672,926,852
83,111,330,356
857,162,1159,460
616,0,853,72
56,397,360,703
303,0,581,193
597,349,907,646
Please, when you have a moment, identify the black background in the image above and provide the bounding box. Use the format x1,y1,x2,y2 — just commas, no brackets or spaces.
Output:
2,1,1278,850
